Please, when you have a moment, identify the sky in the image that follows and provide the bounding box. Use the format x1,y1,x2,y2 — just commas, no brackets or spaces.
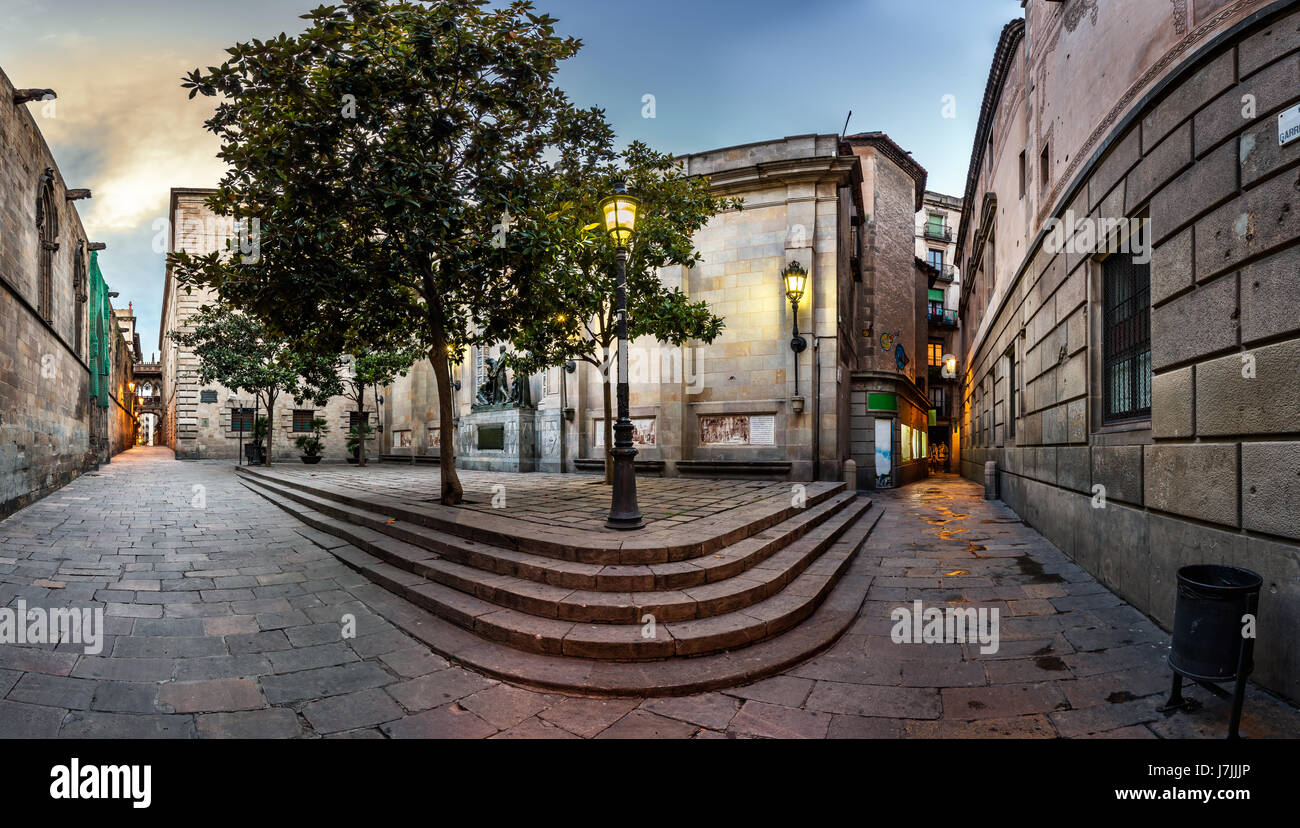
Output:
0,0,1023,353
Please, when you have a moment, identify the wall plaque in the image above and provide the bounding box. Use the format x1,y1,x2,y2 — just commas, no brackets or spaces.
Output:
594,418,655,446
700,415,749,445
477,424,505,451
749,415,775,445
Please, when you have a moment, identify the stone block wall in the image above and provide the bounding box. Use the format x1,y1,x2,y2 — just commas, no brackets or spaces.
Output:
0,66,96,518
961,8,1300,701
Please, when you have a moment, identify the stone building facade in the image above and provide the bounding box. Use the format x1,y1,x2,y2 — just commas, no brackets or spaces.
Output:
916,190,963,471
1,65,135,518
955,0,1300,701
383,133,936,489
160,188,376,463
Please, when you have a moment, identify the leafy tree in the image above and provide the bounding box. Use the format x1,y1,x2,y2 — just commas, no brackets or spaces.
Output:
170,0,611,503
508,141,738,482
170,304,336,464
314,345,423,466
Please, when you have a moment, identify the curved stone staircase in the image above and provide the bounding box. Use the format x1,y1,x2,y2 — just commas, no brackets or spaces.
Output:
237,466,881,695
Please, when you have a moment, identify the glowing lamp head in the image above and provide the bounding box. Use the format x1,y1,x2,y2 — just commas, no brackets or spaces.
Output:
783,261,808,305
599,181,639,246
128,381,135,392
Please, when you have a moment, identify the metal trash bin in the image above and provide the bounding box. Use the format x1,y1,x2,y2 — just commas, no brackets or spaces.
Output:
1160,564,1262,739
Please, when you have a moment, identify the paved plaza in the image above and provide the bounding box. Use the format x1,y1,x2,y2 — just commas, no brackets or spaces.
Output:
264,464,801,532
0,447,1295,739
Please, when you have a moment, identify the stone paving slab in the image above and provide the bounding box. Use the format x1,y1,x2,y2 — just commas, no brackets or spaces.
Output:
0,447,1296,738
251,463,800,532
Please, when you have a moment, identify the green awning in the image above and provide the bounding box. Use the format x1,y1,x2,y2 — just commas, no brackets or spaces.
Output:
928,288,945,302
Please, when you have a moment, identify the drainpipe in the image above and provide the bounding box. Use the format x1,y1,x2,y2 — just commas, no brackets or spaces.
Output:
812,338,820,480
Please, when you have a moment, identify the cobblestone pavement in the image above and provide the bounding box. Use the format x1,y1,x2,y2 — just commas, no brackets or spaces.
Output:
270,464,796,532
0,447,1296,738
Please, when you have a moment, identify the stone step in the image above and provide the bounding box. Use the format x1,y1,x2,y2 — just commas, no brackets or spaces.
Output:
239,472,860,593
281,496,881,662
241,475,870,625
234,464,845,564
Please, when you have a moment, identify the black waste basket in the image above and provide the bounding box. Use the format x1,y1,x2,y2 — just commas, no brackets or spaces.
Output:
1162,564,1262,738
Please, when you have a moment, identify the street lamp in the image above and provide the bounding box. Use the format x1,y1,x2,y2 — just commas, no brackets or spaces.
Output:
600,180,644,530
783,261,809,396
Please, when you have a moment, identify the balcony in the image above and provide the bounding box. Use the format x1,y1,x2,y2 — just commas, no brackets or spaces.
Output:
920,222,952,242
928,307,958,328
932,264,956,282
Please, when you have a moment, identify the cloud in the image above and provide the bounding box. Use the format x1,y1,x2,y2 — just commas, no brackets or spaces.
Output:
14,44,226,234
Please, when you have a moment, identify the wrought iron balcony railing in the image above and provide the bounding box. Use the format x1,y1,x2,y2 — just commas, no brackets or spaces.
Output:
920,223,952,241
928,308,958,327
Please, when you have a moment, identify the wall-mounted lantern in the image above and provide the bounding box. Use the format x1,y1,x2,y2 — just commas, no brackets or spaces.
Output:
783,261,809,397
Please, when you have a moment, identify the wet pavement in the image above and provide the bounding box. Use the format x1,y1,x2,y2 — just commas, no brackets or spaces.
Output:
0,449,1296,738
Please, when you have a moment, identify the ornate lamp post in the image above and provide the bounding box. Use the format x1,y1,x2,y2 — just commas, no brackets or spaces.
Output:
600,181,644,530
783,261,809,396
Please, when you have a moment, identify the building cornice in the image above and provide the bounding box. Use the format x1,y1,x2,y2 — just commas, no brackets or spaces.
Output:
842,132,929,211
954,18,1025,262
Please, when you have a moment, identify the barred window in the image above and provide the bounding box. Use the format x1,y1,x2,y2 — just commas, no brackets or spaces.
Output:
1005,346,1016,439
292,410,316,432
231,407,254,432
1102,253,1151,422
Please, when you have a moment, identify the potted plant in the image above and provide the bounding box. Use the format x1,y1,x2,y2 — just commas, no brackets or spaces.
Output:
293,418,329,464
245,415,270,465
346,421,374,464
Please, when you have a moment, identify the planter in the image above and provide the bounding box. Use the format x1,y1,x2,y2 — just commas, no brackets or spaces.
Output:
346,457,359,465
244,443,264,465
301,455,322,464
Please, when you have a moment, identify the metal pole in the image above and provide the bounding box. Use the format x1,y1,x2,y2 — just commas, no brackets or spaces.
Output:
605,247,644,530
254,394,260,465
792,298,800,396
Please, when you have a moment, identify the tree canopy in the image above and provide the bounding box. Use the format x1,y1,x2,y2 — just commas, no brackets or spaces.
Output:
171,0,611,502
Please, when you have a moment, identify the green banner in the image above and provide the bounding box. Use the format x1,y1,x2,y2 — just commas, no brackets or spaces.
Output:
867,392,897,412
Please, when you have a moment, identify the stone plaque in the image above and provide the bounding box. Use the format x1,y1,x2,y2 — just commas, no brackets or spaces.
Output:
200,389,218,403
700,414,749,445
594,418,655,446
477,424,505,451
749,415,775,445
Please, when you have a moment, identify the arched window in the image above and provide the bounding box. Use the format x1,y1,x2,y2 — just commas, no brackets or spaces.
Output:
36,168,58,323
73,241,87,356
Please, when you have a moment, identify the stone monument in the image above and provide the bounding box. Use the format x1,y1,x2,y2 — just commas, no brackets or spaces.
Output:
457,355,538,472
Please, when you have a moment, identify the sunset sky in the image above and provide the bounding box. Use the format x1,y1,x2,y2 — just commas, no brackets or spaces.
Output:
1,0,1022,349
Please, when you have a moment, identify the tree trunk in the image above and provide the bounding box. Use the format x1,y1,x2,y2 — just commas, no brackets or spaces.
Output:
263,390,276,466
356,392,368,467
429,343,463,505
422,266,462,505
601,347,613,485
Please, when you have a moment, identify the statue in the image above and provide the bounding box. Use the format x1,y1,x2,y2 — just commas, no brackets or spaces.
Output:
475,356,511,407
472,352,536,410
510,372,533,408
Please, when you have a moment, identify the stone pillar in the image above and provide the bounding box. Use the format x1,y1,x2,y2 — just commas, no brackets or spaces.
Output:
984,460,999,500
